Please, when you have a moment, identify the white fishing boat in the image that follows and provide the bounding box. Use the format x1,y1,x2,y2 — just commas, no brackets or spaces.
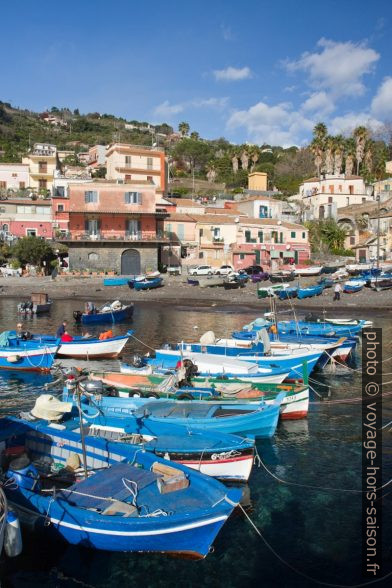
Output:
34,331,133,359
294,266,323,276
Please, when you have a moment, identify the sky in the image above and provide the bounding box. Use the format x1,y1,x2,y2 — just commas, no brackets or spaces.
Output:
1,0,392,147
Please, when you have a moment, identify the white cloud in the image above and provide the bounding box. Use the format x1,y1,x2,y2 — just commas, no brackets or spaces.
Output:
154,97,228,119
154,100,184,118
213,66,252,81
329,112,383,136
371,77,392,119
285,38,379,99
301,91,335,117
227,101,313,147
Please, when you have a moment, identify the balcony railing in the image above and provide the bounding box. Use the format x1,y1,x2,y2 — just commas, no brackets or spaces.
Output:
58,231,170,242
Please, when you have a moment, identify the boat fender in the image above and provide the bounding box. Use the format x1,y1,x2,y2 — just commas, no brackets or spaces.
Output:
6,355,21,363
4,510,23,557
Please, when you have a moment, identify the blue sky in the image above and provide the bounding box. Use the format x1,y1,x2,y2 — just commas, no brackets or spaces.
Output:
1,0,392,146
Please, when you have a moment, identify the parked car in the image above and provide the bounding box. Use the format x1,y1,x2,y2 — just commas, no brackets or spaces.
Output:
244,265,269,282
214,265,234,276
188,265,214,276
244,265,264,275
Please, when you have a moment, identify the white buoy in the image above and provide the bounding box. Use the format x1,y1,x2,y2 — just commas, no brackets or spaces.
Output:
4,510,22,557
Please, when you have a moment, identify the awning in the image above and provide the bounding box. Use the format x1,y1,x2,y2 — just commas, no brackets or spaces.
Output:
283,250,294,258
269,250,280,258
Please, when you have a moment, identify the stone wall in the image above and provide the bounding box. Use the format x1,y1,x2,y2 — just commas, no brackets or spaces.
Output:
67,241,159,273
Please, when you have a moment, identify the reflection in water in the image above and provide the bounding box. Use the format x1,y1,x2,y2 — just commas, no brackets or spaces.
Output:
0,299,391,587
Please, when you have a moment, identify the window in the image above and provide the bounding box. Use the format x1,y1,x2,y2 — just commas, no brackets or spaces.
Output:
55,186,65,197
350,236,355,245
41,207,50,215
12,173,17,178
85,219,100,235
19,181,25,189
199,228,203,237
245,230,251,243
38,179,47,189
125,155,132,166
349,185,354,195
88,252,99,261
329,185,334,194
0,181,6,189
199,252,204,259
2,224,9,232
127,219,141,239
338,185,342,192
147,176,154,184
26,229,37,237
259,205,268,218
147,157,153,170
302,232,306,239
84,190,98,203
240,253,245,260
271,231,278,243
279,232,283,243
321,186,325,193
17,206,32,214
213,227,220,239
362,198,366,203
346,197,350,206
384,184,390,191
38,161,48,173
328,196,333,203
258,231,263,243
57,204,64,212
290,231,296,238
125,191,141,204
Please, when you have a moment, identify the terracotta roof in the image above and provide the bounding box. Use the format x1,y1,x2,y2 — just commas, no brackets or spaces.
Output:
303,175,362,183
169,198,204,207
165,213,196,222
193,214,238,224
68,210,166,216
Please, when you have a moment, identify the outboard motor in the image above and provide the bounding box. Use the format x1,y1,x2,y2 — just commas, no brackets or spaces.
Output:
130,354,144,368
73,310,83,323
5,454,41,491
80,380,104,395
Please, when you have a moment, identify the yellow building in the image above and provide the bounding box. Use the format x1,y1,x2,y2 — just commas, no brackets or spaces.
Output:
248,172,267,192
22,143,58,191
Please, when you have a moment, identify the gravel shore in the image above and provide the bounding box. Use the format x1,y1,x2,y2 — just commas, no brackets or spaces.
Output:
1,274,391,315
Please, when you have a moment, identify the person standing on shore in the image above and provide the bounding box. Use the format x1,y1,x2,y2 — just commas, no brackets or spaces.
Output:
333,283,342,302
56,320,68,338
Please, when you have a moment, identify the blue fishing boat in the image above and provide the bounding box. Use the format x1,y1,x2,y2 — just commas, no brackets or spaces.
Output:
0,415,241,558
67,388,285,438
73,302,134,325
343,279,365,294
0,331,58,372
278,287,298,300
318,277,333,288
133,277,163,291
297,284,324,299
277,319,366,338
103,276,138,286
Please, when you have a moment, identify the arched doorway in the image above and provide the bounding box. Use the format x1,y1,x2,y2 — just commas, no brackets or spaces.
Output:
121,249,141,275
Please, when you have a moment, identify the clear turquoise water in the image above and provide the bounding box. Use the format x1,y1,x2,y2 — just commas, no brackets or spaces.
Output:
0,299,390,587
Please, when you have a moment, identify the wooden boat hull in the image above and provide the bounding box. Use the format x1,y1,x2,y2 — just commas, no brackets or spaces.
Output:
297,285,324,299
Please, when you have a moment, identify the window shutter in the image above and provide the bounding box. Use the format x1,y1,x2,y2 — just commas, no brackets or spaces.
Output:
84,220,89,231
97,219,101,230
137,192,142,204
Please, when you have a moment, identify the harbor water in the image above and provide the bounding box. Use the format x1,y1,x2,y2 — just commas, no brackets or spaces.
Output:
0,298,390,587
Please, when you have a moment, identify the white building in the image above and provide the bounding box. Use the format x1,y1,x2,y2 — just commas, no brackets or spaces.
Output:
235,195,283,219
294,174,373,220
0,163,30,191
106,143,166,193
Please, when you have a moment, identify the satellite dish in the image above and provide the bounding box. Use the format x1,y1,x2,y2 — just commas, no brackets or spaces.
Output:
235,217,240,223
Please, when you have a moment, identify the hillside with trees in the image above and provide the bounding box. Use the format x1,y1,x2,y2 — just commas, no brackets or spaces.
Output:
0,100,390,198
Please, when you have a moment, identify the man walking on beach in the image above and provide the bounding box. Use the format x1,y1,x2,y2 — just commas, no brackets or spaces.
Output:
333,283,342,302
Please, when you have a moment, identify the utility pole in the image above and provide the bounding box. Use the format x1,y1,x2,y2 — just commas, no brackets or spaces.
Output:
376,189,381,270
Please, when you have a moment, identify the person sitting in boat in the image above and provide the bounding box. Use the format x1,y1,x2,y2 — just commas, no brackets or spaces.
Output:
56,320,68,338
98,330,113,340
60,331,74,342
15,322,32,340
85,301,96,315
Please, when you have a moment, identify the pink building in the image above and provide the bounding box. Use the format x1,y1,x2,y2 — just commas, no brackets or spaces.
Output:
61,181,168,273
0,199,52,239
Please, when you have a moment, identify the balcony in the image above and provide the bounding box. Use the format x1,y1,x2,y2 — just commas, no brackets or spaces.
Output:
58,231,170,243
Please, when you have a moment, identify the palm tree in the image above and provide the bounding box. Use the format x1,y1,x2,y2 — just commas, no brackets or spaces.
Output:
353,126,368,175
344,138,356,176
364,139,374,174
178,122,190,137
206,161,217,183
249,145,260,170
231,149,239,173
321,219,348,251
324,136,335,175
313,122,328,143
190,131,199,141
240,147,250,171
333,135,344,175
310,139,323,177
